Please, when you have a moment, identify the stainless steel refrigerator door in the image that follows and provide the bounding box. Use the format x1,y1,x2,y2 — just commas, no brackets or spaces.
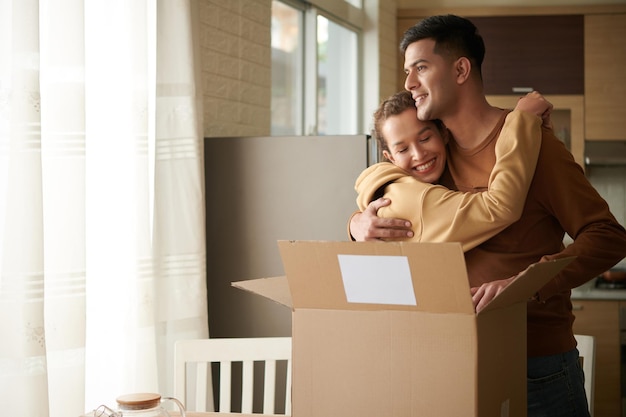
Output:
205,135,370,337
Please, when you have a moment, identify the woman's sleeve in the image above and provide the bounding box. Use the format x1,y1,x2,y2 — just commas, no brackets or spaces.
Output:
378,110,542,251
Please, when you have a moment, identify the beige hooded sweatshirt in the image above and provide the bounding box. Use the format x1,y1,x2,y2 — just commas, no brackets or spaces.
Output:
354,110,542,252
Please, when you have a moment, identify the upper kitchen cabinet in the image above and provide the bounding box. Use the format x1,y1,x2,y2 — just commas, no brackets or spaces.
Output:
584,13,626,141
469,15,584,95
397,14,584,95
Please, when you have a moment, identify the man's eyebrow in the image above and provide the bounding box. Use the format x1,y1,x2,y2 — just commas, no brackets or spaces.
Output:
404,58,427,71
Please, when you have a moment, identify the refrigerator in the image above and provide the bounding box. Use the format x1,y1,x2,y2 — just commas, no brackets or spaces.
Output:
204,134,375,338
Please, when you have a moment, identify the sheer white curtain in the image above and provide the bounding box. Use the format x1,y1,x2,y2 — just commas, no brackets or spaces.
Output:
0,1,208,416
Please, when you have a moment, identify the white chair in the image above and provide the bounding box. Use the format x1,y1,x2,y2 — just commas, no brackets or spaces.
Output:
574,334,596,416
174,337,292,415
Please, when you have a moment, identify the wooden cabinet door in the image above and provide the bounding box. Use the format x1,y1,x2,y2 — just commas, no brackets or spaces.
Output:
571,300,621,417
485,95,585,168
469,15,584,95
584,13,626,141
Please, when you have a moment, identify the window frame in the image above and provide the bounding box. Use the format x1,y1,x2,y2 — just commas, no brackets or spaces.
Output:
272,0,364,136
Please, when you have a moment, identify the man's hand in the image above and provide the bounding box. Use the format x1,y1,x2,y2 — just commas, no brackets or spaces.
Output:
350,198,413,241
470,276,516,313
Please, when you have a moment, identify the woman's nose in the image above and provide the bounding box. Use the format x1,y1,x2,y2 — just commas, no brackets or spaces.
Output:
411,146,426,161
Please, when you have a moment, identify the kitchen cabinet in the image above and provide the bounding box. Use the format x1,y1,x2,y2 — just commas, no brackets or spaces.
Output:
396,14,584,96
584,13,626,141
486,95,585,168
469,15,584,95
571,300,622,417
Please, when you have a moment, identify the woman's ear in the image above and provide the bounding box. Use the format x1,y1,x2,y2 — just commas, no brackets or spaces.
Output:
382,150,394,162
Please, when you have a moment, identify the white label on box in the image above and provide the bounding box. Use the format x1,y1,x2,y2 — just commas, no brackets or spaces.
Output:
337,254,417,305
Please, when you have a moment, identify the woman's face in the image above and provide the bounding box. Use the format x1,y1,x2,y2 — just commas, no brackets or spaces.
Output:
381,108,447,184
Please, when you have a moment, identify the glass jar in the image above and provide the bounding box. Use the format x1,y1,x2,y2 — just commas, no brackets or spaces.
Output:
87,393,186,417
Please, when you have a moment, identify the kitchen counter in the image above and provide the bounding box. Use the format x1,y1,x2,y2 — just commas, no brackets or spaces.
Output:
571,277,626,300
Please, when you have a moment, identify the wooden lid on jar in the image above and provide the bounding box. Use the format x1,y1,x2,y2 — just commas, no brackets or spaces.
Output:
116,393,161,410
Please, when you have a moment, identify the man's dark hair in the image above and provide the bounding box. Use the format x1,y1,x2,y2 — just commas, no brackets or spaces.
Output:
400,14,486,79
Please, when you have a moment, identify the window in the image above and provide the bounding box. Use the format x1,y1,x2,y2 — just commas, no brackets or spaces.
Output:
271,0,361,136
316,15,358,135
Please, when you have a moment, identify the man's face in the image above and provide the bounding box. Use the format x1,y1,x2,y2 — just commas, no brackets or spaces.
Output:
381,108,447,185
403,39,457,122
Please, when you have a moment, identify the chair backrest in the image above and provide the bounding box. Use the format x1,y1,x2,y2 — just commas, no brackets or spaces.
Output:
174,337,292,415
574,334,596,416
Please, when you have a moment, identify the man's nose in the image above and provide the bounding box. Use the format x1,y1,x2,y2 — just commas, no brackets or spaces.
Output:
404,72,417,92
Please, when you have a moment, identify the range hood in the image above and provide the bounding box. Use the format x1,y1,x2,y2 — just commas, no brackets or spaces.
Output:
585,141,626,166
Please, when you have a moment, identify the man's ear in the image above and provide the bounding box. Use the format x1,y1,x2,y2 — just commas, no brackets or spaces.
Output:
454,57,472,84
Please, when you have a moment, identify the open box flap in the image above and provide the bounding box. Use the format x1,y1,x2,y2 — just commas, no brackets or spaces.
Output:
231,243,575,316
277,240,475,314
478,256,576,315
232,275,293,309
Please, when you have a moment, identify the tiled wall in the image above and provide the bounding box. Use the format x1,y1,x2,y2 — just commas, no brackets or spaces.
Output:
560,166,625,267
588,165,626,267
586,165,626,268
588,165,626,228
377,0,400,101
198,0,272,138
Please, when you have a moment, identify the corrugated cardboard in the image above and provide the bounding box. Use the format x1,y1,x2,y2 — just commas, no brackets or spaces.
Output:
233,240,574,417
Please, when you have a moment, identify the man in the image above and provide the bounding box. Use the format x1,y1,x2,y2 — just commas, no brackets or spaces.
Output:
350,14,626,416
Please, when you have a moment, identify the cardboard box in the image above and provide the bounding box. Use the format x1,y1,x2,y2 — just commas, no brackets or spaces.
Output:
233,241,573,417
